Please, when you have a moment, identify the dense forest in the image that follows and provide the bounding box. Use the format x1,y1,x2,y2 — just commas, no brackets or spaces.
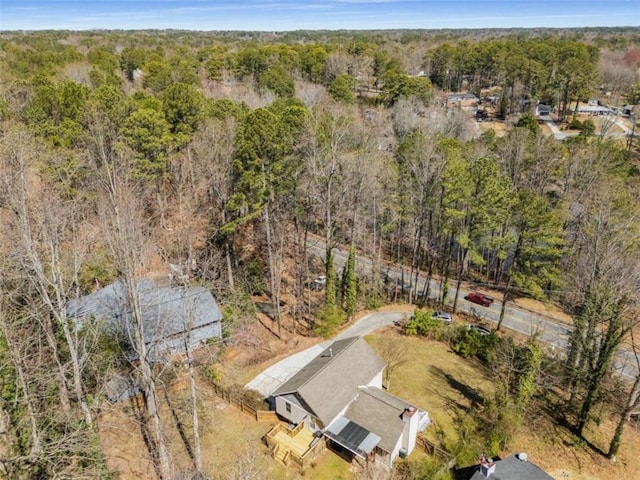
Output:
0,27,640,479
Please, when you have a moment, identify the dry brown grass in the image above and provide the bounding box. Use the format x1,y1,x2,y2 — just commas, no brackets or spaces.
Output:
98,375,283,480
477,120,508,137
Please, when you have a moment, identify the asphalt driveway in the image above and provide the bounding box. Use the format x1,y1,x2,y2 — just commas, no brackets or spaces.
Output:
244,310,407,397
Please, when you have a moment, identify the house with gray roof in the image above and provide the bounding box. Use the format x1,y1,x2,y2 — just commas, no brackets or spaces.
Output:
446,92,479,109
67,279,222,360
271,337,430,466
455,453,555,480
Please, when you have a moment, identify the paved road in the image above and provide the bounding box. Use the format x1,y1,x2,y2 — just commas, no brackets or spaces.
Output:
245,311,407,397
305,237,569,346
246,237,638,397
305,236,639,379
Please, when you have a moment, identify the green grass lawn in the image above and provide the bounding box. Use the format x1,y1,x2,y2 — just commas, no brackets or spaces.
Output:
366,327,494,445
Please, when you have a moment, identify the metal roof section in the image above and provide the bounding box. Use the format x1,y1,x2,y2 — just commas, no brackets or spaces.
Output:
325,415,381,459
66,279,222,356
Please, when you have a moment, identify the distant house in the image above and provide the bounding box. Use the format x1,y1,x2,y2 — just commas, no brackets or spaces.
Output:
271,337,430,466
455,453,555,480
575,103,613,116
67,279,223,359
446,92,479,108
534,104,552,117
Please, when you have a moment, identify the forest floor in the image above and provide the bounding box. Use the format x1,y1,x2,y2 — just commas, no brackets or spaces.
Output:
97,298,640,480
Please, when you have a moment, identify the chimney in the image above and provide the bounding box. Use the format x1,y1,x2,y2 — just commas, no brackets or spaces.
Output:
329,348,333,357
479,453,496,478
401,406,419,454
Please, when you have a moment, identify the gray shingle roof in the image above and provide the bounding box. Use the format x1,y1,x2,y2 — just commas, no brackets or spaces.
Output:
468,454,555,480
66,279,222,356
344,387,411,453
273,337,385,426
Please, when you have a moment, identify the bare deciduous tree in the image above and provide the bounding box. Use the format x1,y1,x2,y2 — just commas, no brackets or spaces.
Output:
95,156,173,480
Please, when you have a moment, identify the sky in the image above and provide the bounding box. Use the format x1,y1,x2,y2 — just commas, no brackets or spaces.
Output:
1,1,638,31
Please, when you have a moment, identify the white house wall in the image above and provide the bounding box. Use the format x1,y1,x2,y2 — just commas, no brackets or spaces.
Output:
367,369,384,389
401,411,420,454
389,437,403,466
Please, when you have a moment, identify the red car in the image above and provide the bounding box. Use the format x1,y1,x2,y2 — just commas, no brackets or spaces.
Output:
464,291,494,307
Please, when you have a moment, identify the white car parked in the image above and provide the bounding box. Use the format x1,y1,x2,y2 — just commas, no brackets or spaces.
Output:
431,311,453,324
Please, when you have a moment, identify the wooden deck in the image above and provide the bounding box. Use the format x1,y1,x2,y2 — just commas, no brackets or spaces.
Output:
264,423,325,468
271,427,315,457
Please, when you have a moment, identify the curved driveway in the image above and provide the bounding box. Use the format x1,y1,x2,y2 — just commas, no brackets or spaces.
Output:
247,236,639,397
245,311,407,397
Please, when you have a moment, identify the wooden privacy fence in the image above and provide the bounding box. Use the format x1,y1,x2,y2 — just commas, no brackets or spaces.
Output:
211,382,278,423
416,435,455,468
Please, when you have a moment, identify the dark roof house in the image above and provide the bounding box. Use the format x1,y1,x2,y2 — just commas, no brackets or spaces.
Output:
535,104,553,117
456,453,555,480
67,279,222,359
343,387,416,454
272,337,430,466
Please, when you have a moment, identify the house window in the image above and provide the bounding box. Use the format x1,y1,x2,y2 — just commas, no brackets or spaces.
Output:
285,402,291,413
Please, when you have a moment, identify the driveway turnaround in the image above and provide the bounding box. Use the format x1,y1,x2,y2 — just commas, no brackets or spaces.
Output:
245,311,407,397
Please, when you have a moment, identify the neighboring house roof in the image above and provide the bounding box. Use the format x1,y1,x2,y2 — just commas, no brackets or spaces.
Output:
576,105,613,114
447,93,479,102
66,279,222,357
273,337,385,425
344,387,411,453
459,453,555,480
535,104,552,115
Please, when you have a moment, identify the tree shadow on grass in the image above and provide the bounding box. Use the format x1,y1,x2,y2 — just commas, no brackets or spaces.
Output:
550,409,607,458
430,365,485,408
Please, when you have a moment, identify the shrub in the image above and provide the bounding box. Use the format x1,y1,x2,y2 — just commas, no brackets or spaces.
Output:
452,327,499,363
228,385,266,409
569,118,583,130
580,118,595,136
403,309,447,340
314,304,345,338
515,113,539,135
